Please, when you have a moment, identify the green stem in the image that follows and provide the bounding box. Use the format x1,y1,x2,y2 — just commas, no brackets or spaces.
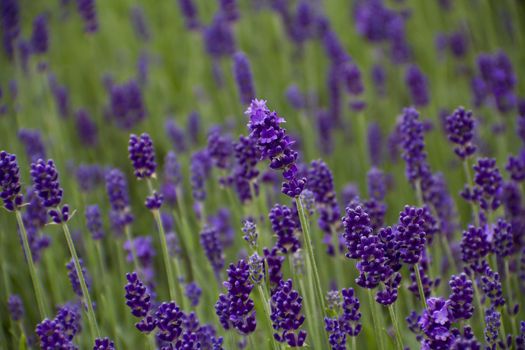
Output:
14,210,48,318
463,160,479,226
61,221,100,338
367,289,385,350
124,225,140,272
257,285,280,350
388,304,404,350
414,263,428,309
504,260,518,337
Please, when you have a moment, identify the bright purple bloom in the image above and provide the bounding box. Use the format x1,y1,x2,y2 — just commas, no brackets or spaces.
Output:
264,247,284,288
462,158,502,211
128,133,156,179
233,52,255,105
215,259,256,334
76,0,98,33
145,191,163,210
506,153,525,182
156,301,184,342
105,168,134,232
85,205,104,240
342,205,373,260
448,273,474,321
405,64,429,107
396,206,427,264
445,107,477,159
93,337,115,350
0,151,23,211
200,225,224,278
418,297,454,349
325,288,361,349
125,272,152,319
355,234,391,289
31,14,48,54
461,225,490,273
75,109,98,147
270,279,307,347
36,318,74,350
8,294,23,321
493,218,514,258
399,107,431,184
245,99,305,198
270,204,300,254
480,265,505,308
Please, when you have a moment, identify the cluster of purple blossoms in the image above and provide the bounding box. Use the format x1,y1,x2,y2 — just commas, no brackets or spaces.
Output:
36,304,82,349
109,80,145,129
472,51,516,113
307,160,341,254
227,135,260,203
270,279,307,347
74,109,98,148
479,265,505,308
145,191,163,210
396,206,427,264
128,133,156,179
405,65,430,107
22,188,51,262
165,118,187,153
233,52,255,105
200,225,224,280
85,204,104,240
461,225,490,273
493,218,514,258
245,99,305,198
462,158,503,212
18,129,47,162
190,149,212,204
203,13,236,59
77,0,98,33
207,126,233,170
93,337,115,350
325,288,362,350
161,151,182,206
270,204,300,254
0,151,23,211
264,246,285,289
30,159,70,223
178,0,200,30
156,301,184,342
484,307,501,349
185,281,202,307
105,168,134,233
125,272,156,333
448,273,474,321
506,151,525,182
31,14,48,54
418,297,455,349
215,259,256,335
445,107,477,159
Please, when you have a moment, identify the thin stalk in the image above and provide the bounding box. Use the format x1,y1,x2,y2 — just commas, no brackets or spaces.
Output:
388,304,404,350
14,210,48,318
124,225,140,272
472,278,486,329
256,285,280,350
414,263,428,309
330,225,345,289
61,221,100,338
462,160,479,226
504,260,518,336
352,336,357,350
367,289,385,350
147,179,185,306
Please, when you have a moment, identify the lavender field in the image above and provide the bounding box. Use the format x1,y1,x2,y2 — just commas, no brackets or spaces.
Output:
0,0,524,349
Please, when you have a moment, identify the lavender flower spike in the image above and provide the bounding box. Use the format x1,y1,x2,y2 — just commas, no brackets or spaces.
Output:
233,52,256,105
128,133,156,179
0,151,23,211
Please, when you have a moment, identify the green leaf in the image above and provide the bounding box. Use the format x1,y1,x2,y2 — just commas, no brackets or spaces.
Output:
18,333,27,350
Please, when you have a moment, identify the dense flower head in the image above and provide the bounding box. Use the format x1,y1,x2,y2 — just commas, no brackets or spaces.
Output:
242,218,258,248
18,129,46,162
506,152,525,182
36,318,76,350
85,204,104,240
245,99,305,197
493,218,514,258
463,158,503,211
77,0,98,33
445,107,477,159
343,205,373,259
190,149,211,202
207,126,233,170
93,337,115,350
340,288,362,336
270,204,300,254
233,52,255,105
480,265,505,308
396,205,427,264
461,225,490,273
30,158,63,208
448,273,474,321
200,225,224,278
105,168,134,232
215,259,256,334
367,167,387,201
484,307,501,348
55,304,82,341
418,297,456,349
264,246,284,287
66,258,91,297
399,107,431,184
128,133,156,179
110,80,145,129
7,294,23,321
270,279,307,347
165,119,187,153
31,14,48,54
145,191,163,210
0,151,23,211
156,301,184,342
405,64,430,107
203,13,235,58
125,272,152,319
234,135,260,182
355,234,390,289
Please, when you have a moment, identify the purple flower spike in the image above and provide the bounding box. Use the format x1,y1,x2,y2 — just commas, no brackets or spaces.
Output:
480,265,505,308
18,129,46,163
145,191,163,210
462,158,503,211
128,133,156,179
418,297,454,349
31,14,48,54
125,272,152,319
399,107,431,185
270,204,300,254
493,218,514,258
448,273,474,321
264,247,284,288
445,107,477,159
200,225,225,278
8,294,24,321
343,205,373,260
484,307,501,348
233,52,255,105
66,258,91,297
36,318,73,350
215,259,256,334
75,109,98,147
506,153,525,182
207,127,233,170
245,99,305,198
110,80,146,129
461,225,490,273
93,337,115,350
178,0,200,30
271,279,307,347
85,204,104,240
156,301,184,342
0,151,23,211
396,206,427,265
185,281,202,307
405,64,429,107
77,0,98,33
